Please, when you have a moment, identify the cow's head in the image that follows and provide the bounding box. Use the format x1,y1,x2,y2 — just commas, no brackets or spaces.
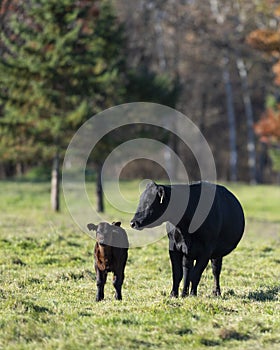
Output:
130,181,168,230
87,221,122,246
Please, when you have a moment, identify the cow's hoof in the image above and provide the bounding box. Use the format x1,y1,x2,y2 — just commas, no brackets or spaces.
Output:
115,294,122,301
212,290,221,297
170,291,179,298
181,292,189,298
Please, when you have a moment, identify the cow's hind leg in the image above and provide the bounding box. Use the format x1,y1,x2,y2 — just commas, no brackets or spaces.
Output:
169,250,183,298
181,256,194,297
190,257,209,296
211,257,222,296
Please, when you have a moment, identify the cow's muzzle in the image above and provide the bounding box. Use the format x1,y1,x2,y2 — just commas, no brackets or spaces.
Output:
130,220,141,230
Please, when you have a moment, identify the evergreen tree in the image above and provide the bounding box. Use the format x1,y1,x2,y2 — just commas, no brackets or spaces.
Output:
0,0,125,210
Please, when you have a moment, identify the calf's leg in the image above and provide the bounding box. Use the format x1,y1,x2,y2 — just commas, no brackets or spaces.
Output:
113,271,124,300
96,268,107,302
211,257,222,296
169,250,183,297
181,256,194,297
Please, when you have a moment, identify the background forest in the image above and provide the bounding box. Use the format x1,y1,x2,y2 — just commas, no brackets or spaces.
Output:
1,0,280,194
0,2,280,349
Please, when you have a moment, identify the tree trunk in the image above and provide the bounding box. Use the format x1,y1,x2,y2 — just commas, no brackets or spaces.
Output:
164,122,179,181
51,152,60,212
16,162,24,177
258,143,267,183
209,0,238,181
153,8,167,72
199,90,207,135
236,57,257,184
222,56,238,182
96,164,104,213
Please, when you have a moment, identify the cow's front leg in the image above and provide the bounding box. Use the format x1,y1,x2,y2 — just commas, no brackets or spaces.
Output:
96,268,107,302
113,272,124,300
211,257,222,296
181,255,194,297
190,257,209,296
169,250,183,298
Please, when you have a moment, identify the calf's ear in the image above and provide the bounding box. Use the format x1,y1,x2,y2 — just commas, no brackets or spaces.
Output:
158,186,165,204
112,221,121,227
87,223,97,231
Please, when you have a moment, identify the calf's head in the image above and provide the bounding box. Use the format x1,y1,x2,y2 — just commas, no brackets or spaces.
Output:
130,181,167,230
87,221,129,249
87,221,122,246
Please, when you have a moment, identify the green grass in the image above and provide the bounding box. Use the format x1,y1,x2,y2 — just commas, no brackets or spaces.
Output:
0,181,279,349
227,182,280,223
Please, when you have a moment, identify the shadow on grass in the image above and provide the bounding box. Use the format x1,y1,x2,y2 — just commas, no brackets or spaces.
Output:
132,339,156,348
247,286,280,302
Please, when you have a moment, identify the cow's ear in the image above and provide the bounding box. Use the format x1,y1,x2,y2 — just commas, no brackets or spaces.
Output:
87,223,97,231
112,221,121,227
146,181,157,189
158,186,165,204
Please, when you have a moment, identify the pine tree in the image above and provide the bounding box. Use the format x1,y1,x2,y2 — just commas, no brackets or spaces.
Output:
0,0,125,210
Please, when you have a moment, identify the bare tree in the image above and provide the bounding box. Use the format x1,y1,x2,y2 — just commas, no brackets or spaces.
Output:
236,57,257,183
210,0,238,181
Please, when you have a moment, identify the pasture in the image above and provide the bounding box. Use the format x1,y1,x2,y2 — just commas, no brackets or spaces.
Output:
0,181,279,349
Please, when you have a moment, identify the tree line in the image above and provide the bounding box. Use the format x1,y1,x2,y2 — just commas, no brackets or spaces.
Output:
116,0,280,183
0,0,279,211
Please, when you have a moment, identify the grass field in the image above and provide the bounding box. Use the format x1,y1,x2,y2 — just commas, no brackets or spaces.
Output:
0,181,279,349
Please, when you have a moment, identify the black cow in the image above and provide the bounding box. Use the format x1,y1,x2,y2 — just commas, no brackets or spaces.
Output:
87,221,129,301
130,181,245,297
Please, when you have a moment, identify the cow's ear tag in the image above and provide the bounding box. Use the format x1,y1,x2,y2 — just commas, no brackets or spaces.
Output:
158,186,165,204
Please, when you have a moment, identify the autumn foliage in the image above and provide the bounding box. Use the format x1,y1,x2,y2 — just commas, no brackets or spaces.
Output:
254,108,280,143
247,29,280,53
247,4,280,145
